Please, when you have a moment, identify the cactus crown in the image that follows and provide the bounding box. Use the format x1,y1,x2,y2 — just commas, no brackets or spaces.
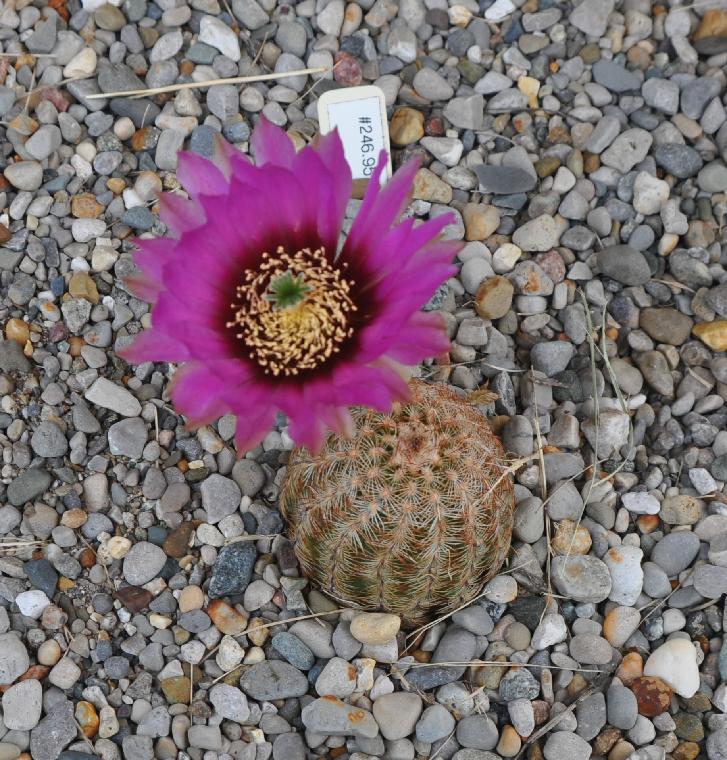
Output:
280,381,516,625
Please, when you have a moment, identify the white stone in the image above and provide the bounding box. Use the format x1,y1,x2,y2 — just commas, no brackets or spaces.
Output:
632,172,670,215
48,657,82,689
531,614,568,650
485,0,516,21
644,638,700,698
604,545,644,606
85,378,142,417
63,47,97,78
15,589,50,619
2,679,42,730
621,492,660,515
209,683,250,723
199,15,241,62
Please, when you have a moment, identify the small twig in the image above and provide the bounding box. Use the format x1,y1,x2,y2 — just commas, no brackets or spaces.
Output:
398,660,602,674
87,67,330,99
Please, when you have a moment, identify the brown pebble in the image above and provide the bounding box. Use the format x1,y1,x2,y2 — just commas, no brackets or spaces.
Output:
164,521,198,558
616,651,643,685
115,586,153,613
76,701,99,737
161,676,191,704
0,223,10,243
475,276,514,320
5,319,29,345
68,272,100,304
70,193,104,219
207,599,247,636
630,675,673,717
593,726,622,756
673,741,701,760
390,107,424,146
61,508,88,529
79,547,96,568
106,177,126,194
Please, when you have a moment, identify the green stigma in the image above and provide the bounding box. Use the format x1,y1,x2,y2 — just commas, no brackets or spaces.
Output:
264,271,312,310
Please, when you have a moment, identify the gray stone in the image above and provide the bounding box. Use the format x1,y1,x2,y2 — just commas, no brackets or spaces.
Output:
642,78,679,114
607,682,638,730
0,340,30,373
373,692,423,740
551,555,611,603
85,378,141,416
570,0,614,37
413,68,454,101
241,660,309,700
7,468,51,506
544,731,592,760
272,631,315,670
108,417,147,458
592,59,641,92
654,143,703,179
123,542,166,586
302,697,378,738
208,541,256,597
601,129,653,173
3,161,43,191
475,165,536,194
201,473,241,523
456,715,499,750
597,245,650,285
30,700,76,760
444,95,484,130
651,531,701,576
416,704,456,743
0,633,29,685
231,459,266,496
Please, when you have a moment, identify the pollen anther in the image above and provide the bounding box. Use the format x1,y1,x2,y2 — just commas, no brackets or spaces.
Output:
227,246,356,376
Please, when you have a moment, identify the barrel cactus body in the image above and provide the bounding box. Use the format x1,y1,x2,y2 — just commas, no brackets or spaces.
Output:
280,380,515,625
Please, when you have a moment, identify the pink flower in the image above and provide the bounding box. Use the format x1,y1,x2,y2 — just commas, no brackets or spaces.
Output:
121,118,459,452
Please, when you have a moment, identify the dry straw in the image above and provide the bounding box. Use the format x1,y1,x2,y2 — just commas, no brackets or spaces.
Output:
86,67,330,100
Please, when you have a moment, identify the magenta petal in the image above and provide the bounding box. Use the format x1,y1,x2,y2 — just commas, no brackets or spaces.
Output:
292,135,351,254
171,360,256,427
233,405,276,453
176,151,229,198
379,312,451,364
344,155,420,257
158,193,203,237
119,329,191,364
251,116,296,168
123,273,162,303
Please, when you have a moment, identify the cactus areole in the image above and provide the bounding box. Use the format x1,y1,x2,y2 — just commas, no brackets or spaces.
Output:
280,380,516,625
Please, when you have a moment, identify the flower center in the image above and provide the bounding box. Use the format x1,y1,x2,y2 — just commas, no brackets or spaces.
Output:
227,246,357,377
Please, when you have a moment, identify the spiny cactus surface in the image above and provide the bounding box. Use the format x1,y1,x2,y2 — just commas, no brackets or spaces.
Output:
280,380,515,625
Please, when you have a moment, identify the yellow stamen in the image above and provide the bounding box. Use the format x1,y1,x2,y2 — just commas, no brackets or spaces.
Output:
226,246,356,376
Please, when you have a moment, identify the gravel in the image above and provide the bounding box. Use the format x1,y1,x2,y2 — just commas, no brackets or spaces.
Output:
0,1,725,757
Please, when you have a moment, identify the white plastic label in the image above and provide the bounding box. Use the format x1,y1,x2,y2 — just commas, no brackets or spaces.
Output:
318,86,392,182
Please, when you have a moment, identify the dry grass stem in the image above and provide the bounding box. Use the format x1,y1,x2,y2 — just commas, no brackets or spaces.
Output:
87,67,330,99
398,660,602,674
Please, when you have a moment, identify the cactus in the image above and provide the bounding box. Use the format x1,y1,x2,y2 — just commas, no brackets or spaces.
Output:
280,380,515,625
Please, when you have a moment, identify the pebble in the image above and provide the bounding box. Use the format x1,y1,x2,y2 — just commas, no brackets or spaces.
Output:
241,660,309,700
644,639,700,698
302,697,379,738
0,633,29,684
597,245,651,286
2,679,42,730
122,542,166,586
551,555,612,603
208,541,256,597
350,612,401,645
373,692,423,740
